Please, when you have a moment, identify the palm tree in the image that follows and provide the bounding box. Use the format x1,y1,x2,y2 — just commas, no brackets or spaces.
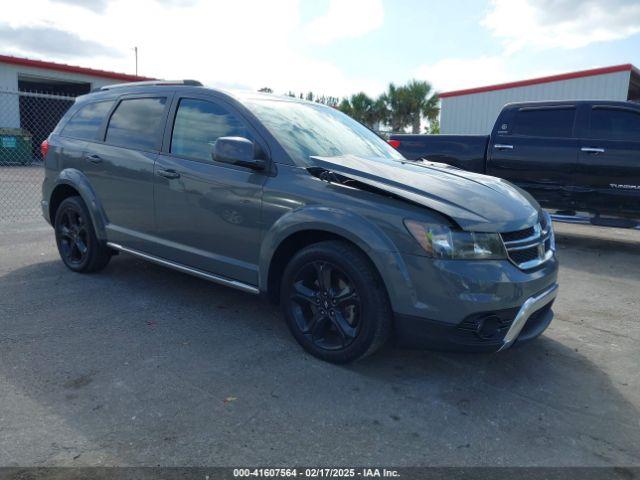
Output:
370,96,388,131
338,93,381,128
349,92,375,127
380,83,411,133
403,80,439,134
338,98,352,116
425,118,440,134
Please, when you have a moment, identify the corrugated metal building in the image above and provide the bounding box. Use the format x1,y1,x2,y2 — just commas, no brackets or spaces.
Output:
0,54,151,131
439,64,640,134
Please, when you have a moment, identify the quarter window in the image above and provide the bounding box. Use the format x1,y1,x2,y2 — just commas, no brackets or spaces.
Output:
61,101,114,140
589,108,640,141
105,97,167,150
511,108,575,138
171,98,249,161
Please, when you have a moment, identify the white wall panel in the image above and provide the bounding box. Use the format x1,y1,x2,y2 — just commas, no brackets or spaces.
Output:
0,62,126,129
441,70,632,134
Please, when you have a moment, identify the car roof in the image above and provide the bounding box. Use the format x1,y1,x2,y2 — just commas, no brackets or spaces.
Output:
75,81,318,107
503,100,639,110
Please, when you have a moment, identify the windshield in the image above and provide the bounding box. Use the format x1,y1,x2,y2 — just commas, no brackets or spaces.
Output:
244,99,404,165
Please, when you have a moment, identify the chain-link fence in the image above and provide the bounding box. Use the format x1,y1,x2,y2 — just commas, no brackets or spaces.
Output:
0,89,76,223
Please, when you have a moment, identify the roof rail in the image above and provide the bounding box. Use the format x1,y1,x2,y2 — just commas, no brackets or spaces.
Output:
99,79,202,91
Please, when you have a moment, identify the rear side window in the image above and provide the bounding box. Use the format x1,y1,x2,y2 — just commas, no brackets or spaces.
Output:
511,108,575,138
589,108,640,141
61,101,114,140
170,98,249,161
105,97,167,150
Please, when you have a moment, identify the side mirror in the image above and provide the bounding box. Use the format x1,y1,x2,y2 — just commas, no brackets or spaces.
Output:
213,136,265,171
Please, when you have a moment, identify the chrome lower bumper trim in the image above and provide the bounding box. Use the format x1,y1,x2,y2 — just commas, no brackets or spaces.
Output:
106,242,260,295
499,283,559,351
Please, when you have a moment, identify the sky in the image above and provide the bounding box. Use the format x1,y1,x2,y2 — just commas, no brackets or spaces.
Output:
1,0,640,98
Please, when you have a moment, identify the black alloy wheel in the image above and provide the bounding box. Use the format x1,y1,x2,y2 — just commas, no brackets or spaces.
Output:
54,196,112,273
57,206,90,267
289,260,361,351
281,241,392,363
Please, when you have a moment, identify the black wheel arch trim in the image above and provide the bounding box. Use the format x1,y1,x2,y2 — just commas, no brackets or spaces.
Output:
49,168,109,241
259,206,417,313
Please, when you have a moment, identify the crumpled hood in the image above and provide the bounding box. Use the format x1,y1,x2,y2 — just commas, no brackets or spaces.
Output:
310,154,540,232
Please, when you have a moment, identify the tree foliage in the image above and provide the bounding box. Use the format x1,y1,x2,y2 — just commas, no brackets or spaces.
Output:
259,79,439,134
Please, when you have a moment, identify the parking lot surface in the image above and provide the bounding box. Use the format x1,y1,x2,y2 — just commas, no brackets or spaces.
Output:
1,214,639,466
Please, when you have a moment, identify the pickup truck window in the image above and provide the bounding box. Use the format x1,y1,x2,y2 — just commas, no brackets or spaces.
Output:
512,108,575,138
245,99,403,164
105,97,167,151
61,100,114,141
171,98,249,161
589,107,640,141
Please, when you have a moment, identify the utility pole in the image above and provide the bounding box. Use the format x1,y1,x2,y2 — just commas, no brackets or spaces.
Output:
133,46,138,76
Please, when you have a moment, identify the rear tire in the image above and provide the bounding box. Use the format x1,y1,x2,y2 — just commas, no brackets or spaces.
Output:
280,241,392,363
54,196,112,273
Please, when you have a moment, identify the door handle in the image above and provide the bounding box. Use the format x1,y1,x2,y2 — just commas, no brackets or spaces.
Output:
157,169,181,179
581,147,605,154
494,144,514,150
85,154,102,164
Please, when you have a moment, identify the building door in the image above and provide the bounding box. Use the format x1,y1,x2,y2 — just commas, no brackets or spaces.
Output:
18,77,90,160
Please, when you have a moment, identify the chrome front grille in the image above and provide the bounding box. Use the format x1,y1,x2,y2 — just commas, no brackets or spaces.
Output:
500,221,554,270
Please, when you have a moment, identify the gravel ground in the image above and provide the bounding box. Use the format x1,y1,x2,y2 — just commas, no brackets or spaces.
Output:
0,215,639,467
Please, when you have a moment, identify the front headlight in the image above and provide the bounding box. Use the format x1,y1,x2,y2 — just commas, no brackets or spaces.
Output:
404,220,507,260
541,210,556,251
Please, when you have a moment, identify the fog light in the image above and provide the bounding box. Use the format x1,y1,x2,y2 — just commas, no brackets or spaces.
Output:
476,315,503,340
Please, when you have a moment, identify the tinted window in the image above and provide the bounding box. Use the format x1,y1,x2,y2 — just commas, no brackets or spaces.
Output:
512,108,575,138
590,108,640,141
61,101,114,140
171,99,249,161
244,99,404,164
105,97,167,150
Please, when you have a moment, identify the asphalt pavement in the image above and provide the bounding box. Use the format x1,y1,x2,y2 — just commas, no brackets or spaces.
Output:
1,217,639,466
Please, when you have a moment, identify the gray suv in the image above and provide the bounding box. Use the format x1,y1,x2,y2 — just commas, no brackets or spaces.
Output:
41,80,559,363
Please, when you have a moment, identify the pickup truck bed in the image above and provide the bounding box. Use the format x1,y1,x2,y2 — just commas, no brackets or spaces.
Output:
389,134,488,172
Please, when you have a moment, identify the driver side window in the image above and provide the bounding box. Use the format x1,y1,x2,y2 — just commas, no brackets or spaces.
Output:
171,98,250,161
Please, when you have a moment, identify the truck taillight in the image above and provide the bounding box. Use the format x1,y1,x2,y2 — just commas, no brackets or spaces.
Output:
41,139,49,159
388,139,400,149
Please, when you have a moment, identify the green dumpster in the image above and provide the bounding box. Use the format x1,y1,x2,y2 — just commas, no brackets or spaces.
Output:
0,128,33,165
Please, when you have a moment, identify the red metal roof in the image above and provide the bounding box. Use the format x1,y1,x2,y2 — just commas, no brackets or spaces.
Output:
439,64,638,98
0,54,154,82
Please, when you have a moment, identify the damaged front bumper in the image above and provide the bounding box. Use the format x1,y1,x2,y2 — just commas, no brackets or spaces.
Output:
391,253,559,353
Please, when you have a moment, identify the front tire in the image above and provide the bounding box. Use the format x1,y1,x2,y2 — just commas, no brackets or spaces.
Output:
280,241,392,363
54,196,111,273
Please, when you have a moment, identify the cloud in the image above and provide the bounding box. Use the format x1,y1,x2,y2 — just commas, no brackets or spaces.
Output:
50,0,109,13
415,56,513,93
414,55,562,93
0,0,382,98
414,0,640,95
305,0,384,45
0,23,117,58
154,0,199,6
483,0,640,52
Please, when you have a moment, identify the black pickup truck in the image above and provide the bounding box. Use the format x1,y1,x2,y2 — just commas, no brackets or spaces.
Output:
389,100,640,228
